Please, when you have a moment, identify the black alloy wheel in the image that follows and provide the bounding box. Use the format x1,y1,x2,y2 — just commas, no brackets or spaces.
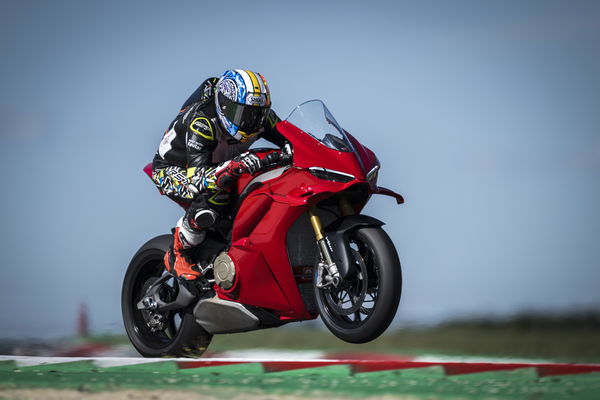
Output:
121,235,212,357
315,227,401,343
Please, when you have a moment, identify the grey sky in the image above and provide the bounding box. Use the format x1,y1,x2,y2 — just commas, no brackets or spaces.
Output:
1,0,599,338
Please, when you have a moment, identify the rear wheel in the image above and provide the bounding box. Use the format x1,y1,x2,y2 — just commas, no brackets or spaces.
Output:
121,235,212,357
315,227,401,343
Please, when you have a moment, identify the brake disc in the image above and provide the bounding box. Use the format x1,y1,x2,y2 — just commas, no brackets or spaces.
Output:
323,249,368,315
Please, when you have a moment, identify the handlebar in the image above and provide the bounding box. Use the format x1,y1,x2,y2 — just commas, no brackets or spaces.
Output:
258,143,293,171
260,151,283,168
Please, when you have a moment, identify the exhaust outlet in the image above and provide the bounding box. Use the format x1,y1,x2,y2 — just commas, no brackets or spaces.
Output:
193,296,259,334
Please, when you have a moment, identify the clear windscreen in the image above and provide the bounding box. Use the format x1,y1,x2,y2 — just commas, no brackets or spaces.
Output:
285,100,353,152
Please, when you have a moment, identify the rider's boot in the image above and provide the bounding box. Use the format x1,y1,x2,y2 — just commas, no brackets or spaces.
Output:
164,226,204,281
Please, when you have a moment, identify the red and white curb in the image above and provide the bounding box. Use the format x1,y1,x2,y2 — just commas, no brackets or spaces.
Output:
2,353,600,377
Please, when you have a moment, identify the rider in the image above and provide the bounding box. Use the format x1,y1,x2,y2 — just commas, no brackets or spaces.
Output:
151,69,286,281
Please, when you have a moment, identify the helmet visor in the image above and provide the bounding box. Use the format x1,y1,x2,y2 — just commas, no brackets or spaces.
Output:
218,93,269,133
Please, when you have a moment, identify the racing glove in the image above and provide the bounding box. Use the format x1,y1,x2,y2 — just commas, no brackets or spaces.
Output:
188,154,256,194
189,150,286,194
188,167,216,196
237,152,262,175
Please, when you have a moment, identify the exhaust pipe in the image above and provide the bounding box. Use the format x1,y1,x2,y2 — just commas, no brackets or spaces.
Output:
193,296,259,334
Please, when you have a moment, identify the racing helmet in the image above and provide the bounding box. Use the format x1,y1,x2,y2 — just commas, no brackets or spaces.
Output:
215,69,271,142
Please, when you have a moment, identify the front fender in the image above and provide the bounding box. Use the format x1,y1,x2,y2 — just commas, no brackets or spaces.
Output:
324,215,384,279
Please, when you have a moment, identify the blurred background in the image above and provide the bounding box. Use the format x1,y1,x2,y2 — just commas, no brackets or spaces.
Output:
0,0,599,355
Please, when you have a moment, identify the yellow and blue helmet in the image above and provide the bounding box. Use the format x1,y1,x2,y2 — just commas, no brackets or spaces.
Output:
215,69,271,142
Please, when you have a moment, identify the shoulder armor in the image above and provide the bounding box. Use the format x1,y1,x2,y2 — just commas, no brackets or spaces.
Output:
189,114,215,141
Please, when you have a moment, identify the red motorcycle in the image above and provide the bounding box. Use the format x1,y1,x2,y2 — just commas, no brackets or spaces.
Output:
122,100,404,357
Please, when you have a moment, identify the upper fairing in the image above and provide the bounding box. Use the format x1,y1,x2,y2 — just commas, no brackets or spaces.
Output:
277,121,367,180
345,131,379,176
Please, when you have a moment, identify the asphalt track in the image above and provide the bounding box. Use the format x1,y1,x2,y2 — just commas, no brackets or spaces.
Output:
1,354,600,399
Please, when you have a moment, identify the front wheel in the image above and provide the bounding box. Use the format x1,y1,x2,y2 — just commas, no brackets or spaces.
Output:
315,227,402,343
121,235,212,357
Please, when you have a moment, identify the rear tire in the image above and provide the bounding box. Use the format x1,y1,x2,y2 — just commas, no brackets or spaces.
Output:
121,235,212,357
315,227,401,343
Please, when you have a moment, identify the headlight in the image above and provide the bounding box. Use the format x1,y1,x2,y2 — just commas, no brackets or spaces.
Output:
309,167,355,183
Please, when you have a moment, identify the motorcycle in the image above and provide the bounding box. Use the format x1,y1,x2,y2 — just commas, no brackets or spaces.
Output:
122,100,404,357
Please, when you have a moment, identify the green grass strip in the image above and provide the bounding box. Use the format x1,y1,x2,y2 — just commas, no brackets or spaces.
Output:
1,361,600,399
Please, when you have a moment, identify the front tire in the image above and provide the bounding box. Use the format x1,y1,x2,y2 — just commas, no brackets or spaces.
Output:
121,235,212,357
315,227,401,343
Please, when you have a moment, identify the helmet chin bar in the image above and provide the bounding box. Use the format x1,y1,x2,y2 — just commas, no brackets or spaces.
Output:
215,101,262,143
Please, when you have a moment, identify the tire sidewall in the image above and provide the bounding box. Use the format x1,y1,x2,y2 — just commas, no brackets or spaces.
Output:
121,241,211,357
316,226,402,343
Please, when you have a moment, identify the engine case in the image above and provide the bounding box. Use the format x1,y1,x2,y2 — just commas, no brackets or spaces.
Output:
214,252,236,289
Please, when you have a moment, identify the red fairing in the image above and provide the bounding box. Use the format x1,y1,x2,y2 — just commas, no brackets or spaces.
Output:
276,121,366,180
217,199,311,318
220,242,291,311
216,169,373,319
220,168,324,318
345,131,379,176
143,163,153,179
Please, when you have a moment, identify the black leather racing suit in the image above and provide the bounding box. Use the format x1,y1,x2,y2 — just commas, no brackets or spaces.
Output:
151,78,285,248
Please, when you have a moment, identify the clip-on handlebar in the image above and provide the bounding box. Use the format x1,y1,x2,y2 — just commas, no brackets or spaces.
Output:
257,143,293,171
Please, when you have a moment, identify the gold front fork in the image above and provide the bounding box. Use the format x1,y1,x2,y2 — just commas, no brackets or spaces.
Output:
309,206,340,287
308,207,325,241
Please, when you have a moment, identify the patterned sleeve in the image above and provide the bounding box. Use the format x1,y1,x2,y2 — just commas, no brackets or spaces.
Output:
151,166,196,200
